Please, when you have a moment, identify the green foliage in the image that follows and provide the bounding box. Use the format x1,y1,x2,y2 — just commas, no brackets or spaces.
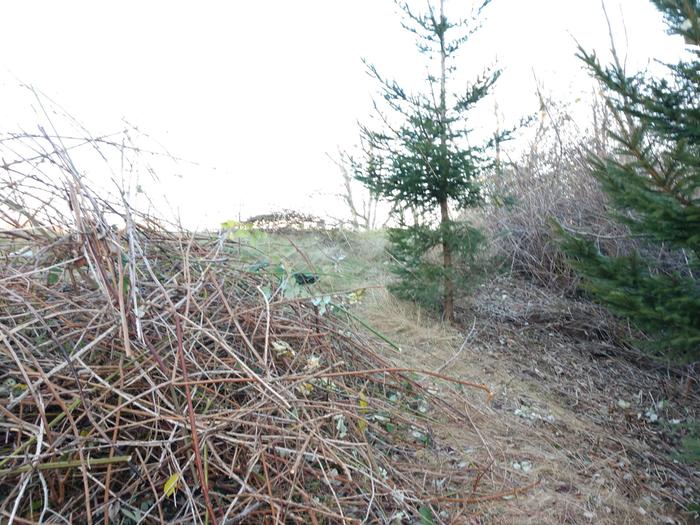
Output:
220,220,265,244
354,0,502,319
387,220,484,309
681,433,700,465
47,267,61,286
354,97,490,212
557,2,700,361
670,418,700,472
419,505,437,525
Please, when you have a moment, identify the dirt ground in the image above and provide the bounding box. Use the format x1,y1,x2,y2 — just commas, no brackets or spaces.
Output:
359,274,699,524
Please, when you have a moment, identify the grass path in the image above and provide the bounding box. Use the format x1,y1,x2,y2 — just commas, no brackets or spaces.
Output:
257,230,698,524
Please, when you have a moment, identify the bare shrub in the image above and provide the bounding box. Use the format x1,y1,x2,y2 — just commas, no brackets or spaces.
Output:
482,93,633,292
337,151,385,230
482,90,695,294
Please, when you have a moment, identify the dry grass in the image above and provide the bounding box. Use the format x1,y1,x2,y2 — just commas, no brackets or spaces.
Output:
257,223,700,524
354,269,699,524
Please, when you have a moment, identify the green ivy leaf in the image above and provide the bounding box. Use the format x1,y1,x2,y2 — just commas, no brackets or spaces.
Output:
419,505,436,525
122,274,130,297
164,472,180,497
47,268,61,286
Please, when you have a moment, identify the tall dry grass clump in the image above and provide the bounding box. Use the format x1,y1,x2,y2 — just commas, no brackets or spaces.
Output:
0,122,524,523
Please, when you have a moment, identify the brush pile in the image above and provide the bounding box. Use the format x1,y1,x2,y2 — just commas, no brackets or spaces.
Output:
0,130,507,524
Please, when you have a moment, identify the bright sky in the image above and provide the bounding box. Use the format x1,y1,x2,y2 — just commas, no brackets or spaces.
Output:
0,0,687,228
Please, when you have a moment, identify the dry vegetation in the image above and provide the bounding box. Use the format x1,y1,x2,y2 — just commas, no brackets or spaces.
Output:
0,129,536,524
0,95,697,525
480,94,693,294
241,226,699,524
354,262,699,524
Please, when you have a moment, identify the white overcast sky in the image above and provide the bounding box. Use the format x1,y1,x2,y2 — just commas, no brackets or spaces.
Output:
0,1,687,228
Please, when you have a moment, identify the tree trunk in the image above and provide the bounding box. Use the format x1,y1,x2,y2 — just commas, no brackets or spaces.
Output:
438,0,454,323
440,198,454,323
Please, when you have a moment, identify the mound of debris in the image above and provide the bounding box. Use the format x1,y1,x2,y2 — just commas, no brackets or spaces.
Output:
0,132,522,523
244,210,328,233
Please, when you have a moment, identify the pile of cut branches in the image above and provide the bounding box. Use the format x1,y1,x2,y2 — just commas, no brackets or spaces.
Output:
0,129,521,524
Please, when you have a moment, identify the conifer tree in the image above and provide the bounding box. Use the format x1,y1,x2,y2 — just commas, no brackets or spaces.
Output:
558,0,700,361
355,0,501,322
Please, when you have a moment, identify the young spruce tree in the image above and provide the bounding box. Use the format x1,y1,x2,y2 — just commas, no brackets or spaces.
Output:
355,0,501,322
558,1,700,361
